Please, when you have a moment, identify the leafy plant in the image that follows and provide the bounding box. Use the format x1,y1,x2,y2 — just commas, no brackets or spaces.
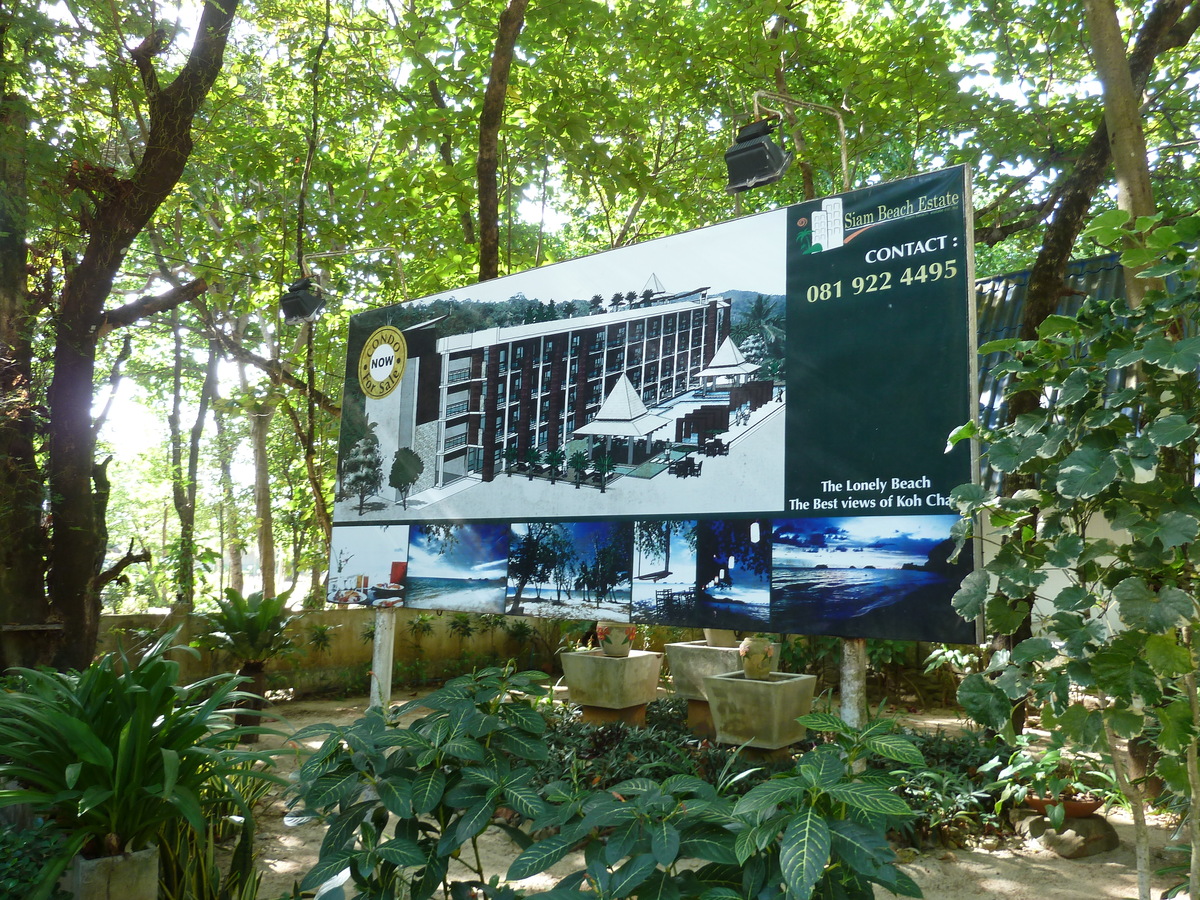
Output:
407,612,435,648
289,664,553,900
981,740,1117,830
449,611,475,648
307,621,337,654
0,631,280,896
0,820,71,900
198,587,300,738
198,587,300,675
511,712,924,900
948,212,1200,899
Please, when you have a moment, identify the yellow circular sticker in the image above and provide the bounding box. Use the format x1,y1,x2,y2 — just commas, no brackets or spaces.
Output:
358,326,407,399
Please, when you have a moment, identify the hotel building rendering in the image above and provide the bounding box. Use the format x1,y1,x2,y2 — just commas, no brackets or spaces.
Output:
398,288,734,493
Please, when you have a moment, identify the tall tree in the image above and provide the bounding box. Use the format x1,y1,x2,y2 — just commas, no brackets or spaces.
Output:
0,0,241,669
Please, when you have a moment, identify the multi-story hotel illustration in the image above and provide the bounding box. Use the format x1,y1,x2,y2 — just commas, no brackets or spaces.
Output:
352,285,783,520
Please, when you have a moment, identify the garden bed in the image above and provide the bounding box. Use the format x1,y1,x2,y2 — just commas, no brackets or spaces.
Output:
249,693,1179,900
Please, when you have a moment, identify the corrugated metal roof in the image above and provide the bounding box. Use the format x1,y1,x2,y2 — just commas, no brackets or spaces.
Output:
975,254,1125,431
973,255,1127,490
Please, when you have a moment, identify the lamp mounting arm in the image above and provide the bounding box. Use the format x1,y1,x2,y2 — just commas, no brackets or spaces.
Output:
300,245,409,302
751,90,849,192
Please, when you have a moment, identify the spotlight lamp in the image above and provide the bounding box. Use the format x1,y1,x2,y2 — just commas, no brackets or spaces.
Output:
724,118,794,194
280,276,326,325
724,91,849,195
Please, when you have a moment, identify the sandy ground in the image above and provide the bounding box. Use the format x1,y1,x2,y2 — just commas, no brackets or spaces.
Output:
251,694,1180,900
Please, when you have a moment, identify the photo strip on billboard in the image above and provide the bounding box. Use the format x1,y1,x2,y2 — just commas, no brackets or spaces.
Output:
329,166,976,643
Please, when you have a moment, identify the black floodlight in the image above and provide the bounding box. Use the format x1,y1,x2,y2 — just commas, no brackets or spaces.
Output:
724,119,793,194
280,276,326,325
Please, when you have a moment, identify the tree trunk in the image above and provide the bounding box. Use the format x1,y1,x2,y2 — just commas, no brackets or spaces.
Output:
477,0,529,281
0,92,50,669
4,0,242,671
1083,0,1159,307
214,403,246,596
249,391,278,599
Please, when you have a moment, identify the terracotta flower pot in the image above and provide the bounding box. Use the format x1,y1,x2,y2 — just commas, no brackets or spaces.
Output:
1024,794,1105,818
739,635,775,680
597,622,636,657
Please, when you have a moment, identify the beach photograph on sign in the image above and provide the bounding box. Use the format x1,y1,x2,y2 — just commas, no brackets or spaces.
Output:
769,515,973,642
630,521,698,626
405,523,509,613
505,521,634,620
332,208,790,527
327,167,978,646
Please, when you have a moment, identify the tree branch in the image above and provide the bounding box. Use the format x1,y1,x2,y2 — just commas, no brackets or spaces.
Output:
477,0,529,281
98,277,208,335
94,541,151,593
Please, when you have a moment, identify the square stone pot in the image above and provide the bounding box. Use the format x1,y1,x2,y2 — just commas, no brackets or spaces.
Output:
665,640,779,700
704,671,818,750
560,649,661,709
59,846,159,900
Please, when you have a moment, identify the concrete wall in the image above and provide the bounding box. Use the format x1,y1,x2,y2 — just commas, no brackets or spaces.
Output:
96,607,571,699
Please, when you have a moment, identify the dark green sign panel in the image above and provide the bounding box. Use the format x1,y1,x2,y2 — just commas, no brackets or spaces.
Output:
785,167,973,516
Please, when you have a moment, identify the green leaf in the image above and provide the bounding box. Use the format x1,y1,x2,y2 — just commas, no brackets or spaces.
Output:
1056,368,1092,405
411,768,447,815
1114,579,1192,633
1145,414,1197,448
610,852,658,899
824,782,912,817
649,820,680,867
678,826,741,864
1056,446,1119,499
1091,641,1161,705
376,837,426,867
1011,637,1056,665
779,808,831,900
1105,708,1143,739
1144,633,1192,677
862,734,924,766
1037,315,1083,341
491,729,549,761
985,595,1030,635
1143,336,1200,374
945,420,979,449
377,776,413,819
795,713,850,735
957,673,1011,731
951,571,988,619
299,849,354,891
734,777,810,816
1130,511,1199,550
507,832,577,880
1154,700,1196,753
987,434,1045,472
827,819,894,879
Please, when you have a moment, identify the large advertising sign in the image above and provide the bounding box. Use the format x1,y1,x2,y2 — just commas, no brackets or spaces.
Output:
329,166,975,642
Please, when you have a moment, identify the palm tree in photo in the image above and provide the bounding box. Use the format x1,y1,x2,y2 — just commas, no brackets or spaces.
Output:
569,449,589,489
545,447,566,484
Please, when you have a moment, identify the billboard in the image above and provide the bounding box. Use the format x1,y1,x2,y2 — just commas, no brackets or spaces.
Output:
329,166,975,642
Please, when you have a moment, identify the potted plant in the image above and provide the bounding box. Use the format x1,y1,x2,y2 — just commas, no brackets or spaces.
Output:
988,743,1112,828
197,587,300,738
0,630,279,900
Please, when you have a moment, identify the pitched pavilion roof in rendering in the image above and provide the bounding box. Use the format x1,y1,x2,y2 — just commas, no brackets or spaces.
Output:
696,335,760,381
573,375,672,438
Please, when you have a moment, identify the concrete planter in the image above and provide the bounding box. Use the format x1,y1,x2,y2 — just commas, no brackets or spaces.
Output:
560,649,661,709
59,846,159,900
704,671,818,750
666,640,773,700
